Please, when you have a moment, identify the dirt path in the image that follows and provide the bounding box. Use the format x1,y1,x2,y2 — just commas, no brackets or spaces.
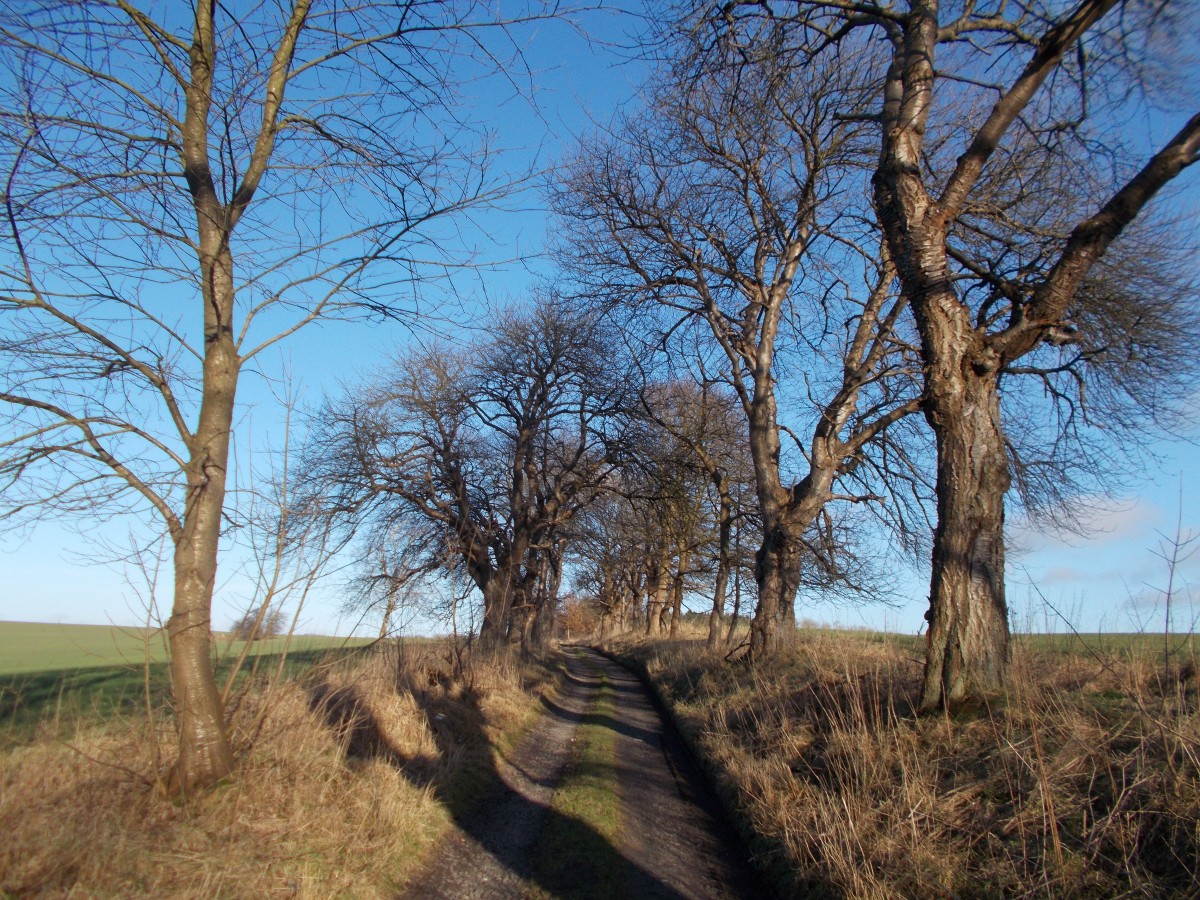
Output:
402,646,767,899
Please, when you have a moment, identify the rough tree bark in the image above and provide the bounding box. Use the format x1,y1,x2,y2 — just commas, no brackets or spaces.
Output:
865,0,1200,710
919,360,1011,708
646,544,672,637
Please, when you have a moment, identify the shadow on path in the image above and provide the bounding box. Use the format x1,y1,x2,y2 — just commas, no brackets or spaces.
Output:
308,650,687,898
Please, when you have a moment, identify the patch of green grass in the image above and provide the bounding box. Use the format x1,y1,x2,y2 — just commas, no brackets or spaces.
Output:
0,620,372,676
0,660,166,745
0,621,171,675
532,674,625,899
796,626,1191,663
1013,630,1195,660
0,621,373,746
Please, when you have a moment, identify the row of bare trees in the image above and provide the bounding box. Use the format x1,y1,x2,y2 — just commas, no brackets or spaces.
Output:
553,0,1199,710
1,0,1195,796
571,379,759,646
306,297,631,653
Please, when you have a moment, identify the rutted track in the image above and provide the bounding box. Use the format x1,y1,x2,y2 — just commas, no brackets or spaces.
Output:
402,647,767,899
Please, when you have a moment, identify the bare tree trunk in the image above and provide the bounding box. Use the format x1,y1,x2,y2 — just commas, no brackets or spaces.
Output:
530,546,562,652
749,522,803,657
628,573,644,632
646,546,671,637
166,319,239,793
726,512,742,645
920,365,1011,711
707,486,732,649
512,602,536,653
478,577,511,650
668,547,689,638
378,592,396,641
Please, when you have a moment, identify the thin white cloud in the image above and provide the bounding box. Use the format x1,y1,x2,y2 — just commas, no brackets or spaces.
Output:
1009,497,1162,555
1041,565,1100,586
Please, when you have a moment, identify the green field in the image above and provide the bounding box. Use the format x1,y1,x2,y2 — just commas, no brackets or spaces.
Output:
0,620,370,676
0,621,374,744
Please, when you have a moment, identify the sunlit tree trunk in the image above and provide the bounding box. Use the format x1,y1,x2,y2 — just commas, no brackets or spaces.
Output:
646,545,671,637
479,577,511,650
668,547,690,638
169,441,236,791
919,333,1012,710
529,545,562,651
707,484,732,649
749,522,804,656
865,0,1200,712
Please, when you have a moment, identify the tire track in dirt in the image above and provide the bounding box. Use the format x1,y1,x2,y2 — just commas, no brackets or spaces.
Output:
402,647,767,899
586,648,765,899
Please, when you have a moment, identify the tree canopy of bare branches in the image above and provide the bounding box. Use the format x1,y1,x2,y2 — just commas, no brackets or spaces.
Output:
706,0,1200,707
307,295,632,653
553,19,927,657
0,0,564,792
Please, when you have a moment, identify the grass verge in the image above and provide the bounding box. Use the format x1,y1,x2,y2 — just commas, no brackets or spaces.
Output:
1,639,553,897
607,629,1200,899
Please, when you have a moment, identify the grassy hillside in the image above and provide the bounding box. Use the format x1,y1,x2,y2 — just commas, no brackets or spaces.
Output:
0,621,171,675
0,621,374,745
0,620,370,675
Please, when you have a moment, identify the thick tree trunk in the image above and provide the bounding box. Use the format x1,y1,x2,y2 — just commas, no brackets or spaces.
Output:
168,544,234,794
628,573,645,632
646,546,671,637
749,522,804,658
512,602,536,653
920,368,1011,711
529,549,562,652
478,577,512,650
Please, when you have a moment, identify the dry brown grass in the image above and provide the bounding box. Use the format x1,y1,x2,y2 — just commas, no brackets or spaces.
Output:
610,630,1200,899
1,639,552,898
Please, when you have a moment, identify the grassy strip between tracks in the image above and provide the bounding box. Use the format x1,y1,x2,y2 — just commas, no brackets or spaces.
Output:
531,670,626,899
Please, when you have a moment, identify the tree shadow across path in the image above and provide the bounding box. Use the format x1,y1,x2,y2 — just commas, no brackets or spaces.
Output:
308,647,689,898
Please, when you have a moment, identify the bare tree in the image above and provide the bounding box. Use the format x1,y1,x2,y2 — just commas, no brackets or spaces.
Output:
554,25,925,657
0,0,561,792
309,295,631,652
639,378,752,646
344,520,445,639
229,604,286,642
712,0,1200,708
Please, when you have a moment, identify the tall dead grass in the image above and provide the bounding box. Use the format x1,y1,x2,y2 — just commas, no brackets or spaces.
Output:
613,631,1200,898
0,640,551,897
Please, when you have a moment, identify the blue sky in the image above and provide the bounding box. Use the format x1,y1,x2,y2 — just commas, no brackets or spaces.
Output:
0,2,1196,639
